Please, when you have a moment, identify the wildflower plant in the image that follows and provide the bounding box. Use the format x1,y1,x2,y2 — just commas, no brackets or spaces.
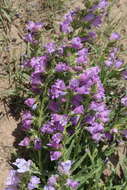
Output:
5,0,127,190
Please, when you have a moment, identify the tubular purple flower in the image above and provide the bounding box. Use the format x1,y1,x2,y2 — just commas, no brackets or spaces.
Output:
28,176,41,190
26,21,44,32
6,170,20,186
92,133,103,142
71,37,83,49
48,101,59,112
60,22,73,33
18,137,30,147
109,32,121,41
34,138,42,150
44,185,56,190
13,158,32,173
98,0,108,9
121,96,127,106
115,60,124,68
50,151,62,161
58,160,72,175
122,71,127,80
24,98,35,108
86,123,104,135
40,122,54,134
24,33,37,44
76,55,88,64
69,79,80,90
47,175,59,186
77,48,88,56
66,179,79,189
88,31,97,39
110,128,118,134
50,80,66,99
45,42,56,54
22,111,32,120
72,105,84,114
83,14,95,22
104,59,113,67
71,95,83,106
55,62,70,72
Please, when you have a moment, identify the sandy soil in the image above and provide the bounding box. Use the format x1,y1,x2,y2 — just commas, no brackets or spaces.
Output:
0,0,127,189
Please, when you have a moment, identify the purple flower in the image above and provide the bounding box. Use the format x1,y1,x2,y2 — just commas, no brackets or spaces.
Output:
45,42,56,54
72,105,84,114
47,133,62,149
34,138,42,150
122,71,127,80
115,60,124,68
89,101,105,112
104,59,113,67
21,119,32,131
24,98,35,108
71,37,83,49
26,21,44,32
95,109,110,123
104,132,112,141
55,62,70,72
98,0,108,9
30,72,42,86
70,115,80,126
86,123,104,135
77,48,88,56
13,158,32,173
51,114,68,127
64,11,75,23
121,130,127,138
50,80,66,99
76,55,88,64
60,22,73,33
44,186,56,190
83,14,95,22
60,11,74,33
18,137,30,147
92,16,102,27
69,79,80,90
50,151,62,161
76,86,91,95
6,170,20,186
88,31,97,39
66,179,79,189
28,176,41,190
58,160,72,175
24,33,37,44
92,133,103,142
110,128,118,134
52,133,63,144
48,101,59,112
121,96,127,106
22,111,32,121
72,66,83,71
109,32,121,41
47,175,59,186
40,122,54,134
85,115,95,125
71,95,83,106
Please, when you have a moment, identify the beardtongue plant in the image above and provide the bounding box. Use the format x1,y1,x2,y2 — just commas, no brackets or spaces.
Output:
5,0,127,189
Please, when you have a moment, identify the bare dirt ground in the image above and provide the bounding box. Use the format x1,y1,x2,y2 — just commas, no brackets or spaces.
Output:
0,0,127,189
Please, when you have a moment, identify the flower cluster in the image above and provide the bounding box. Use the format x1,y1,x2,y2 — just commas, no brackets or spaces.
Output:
5,0,127,189
44,160,79,190
24,21,44,43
